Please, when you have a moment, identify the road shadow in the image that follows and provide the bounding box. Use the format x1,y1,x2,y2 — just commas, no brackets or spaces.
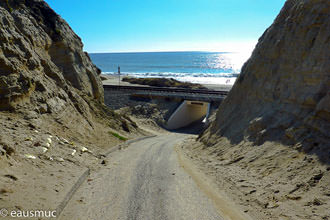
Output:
166,119,207,135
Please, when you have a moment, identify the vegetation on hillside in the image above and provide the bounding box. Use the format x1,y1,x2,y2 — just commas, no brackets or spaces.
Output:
109,131,128,141
122,77,208,90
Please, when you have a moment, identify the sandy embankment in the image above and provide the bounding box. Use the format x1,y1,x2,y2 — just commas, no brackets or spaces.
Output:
101,74,233,91
180,137,330,220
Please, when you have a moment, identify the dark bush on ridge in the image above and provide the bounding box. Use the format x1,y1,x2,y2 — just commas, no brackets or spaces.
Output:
122,77,207,90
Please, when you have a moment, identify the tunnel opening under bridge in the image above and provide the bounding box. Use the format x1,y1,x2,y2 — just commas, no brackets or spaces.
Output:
165,100,211,130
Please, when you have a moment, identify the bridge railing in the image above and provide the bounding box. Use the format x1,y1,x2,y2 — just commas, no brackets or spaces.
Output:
103,85,229,96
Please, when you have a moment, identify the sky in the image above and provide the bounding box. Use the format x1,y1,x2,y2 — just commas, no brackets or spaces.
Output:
45,0,286,53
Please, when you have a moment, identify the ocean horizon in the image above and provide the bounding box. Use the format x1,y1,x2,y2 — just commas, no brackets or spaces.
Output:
89,51,251,85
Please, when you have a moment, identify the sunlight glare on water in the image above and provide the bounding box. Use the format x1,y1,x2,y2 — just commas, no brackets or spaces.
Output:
90,50,254,85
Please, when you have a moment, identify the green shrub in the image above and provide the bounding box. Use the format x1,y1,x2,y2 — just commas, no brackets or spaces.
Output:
5,0,13,12
55,28,61,34
109,131,127,141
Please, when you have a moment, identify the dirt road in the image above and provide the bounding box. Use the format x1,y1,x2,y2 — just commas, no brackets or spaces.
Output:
59,134,225,220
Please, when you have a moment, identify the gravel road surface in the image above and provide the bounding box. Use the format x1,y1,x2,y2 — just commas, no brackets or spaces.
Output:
59,134,224,220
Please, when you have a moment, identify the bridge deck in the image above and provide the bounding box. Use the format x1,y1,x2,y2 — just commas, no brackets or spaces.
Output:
103,85,228,102
103,85,228,95
133,92,225,102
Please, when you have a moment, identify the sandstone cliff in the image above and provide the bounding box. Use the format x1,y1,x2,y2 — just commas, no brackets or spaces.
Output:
0,0,103,111
0,0,143,213
201,0,330,161
187,0,330,219
0,0,142,154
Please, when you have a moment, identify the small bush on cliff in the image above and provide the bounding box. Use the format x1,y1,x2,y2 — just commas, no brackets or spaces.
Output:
109,131,127,141
5,0,13,12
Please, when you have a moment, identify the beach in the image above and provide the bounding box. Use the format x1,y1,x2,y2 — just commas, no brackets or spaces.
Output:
101,74,233,91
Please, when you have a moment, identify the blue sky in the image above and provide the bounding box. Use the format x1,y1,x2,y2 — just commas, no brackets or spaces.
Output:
45,0,286,53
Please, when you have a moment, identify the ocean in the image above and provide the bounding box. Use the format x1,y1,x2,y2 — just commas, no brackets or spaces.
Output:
89,51,251,85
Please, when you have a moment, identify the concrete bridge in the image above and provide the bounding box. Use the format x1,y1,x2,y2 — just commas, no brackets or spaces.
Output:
103,85,229,130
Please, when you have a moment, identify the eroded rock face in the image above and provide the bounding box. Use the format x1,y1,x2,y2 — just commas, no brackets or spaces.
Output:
200,0,330,161
0,0,103,111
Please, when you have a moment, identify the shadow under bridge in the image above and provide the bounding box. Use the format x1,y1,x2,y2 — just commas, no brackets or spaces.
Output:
166,100,211,130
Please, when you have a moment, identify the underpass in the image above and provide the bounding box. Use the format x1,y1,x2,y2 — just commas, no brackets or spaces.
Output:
103,85,228,129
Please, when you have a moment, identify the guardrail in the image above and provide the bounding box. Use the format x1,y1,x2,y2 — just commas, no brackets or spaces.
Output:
103,85,229,96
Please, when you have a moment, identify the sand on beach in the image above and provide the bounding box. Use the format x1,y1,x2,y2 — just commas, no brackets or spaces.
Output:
101,74,233,91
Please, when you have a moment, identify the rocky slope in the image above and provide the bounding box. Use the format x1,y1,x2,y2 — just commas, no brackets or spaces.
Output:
202,0,330,160
0,0,144,215
0,0,143,144
187,0,330,219
0,0,104,111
